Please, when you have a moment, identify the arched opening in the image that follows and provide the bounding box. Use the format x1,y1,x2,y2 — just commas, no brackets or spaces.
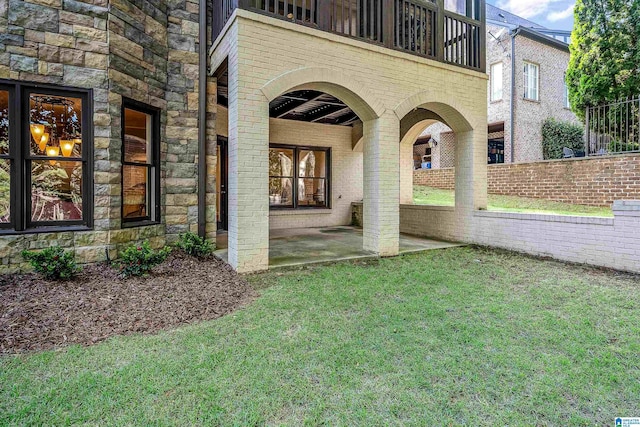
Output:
395,94,487,214
267,89,365,231
216,63,408,269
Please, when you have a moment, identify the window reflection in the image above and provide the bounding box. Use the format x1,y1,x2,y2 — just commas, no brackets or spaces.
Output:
31,161,82,221
0,160,9,223
30,94,82,157
29,94,84,223
269,147,294,207
123,106,156,222
269,146,329,209
445,0,466,15
123,165,148,218
0,90,9,223
298,149,327,207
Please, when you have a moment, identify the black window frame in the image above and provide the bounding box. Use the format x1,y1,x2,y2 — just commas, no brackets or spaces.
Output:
121,98,161,228
0,79,93,234
269,143,331,210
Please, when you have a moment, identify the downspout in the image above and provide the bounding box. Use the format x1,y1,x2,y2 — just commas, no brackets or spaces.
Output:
509,27,519,163
197,0,207,238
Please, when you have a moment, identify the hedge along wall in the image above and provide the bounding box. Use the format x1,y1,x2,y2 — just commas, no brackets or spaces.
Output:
413,153,640,207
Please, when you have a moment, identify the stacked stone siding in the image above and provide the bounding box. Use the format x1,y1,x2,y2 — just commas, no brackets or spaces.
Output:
0,0,211,273
414,153,640,207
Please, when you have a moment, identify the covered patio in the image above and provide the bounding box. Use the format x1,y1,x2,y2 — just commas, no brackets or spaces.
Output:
215,227,462,269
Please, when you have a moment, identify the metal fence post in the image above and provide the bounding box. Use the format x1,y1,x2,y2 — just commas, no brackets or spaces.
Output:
585,106,590,156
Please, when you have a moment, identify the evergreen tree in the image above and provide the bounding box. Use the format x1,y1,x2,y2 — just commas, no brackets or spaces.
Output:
567,0,640,119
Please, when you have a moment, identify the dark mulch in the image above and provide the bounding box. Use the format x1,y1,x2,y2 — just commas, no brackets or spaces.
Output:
0,253,257,354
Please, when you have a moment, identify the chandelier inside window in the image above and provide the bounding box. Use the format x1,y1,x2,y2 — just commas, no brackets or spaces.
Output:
30,95,82,164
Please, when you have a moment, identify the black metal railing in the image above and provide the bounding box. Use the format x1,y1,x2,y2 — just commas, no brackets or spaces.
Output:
443,12,482,69
212,0,485,72
395,0,437,57
586,97,640,156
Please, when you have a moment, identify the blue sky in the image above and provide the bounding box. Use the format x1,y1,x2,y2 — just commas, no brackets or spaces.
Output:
486,0,575,31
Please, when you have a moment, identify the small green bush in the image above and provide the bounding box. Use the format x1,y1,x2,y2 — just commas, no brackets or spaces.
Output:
608,140,640,153
542,118,585,159
21,246,79,280
118,241,171,277
176,231,213,258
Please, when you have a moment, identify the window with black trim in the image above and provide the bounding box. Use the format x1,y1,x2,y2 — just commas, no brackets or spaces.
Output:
122,100,160,226
0,80,93,233
269,144,330,209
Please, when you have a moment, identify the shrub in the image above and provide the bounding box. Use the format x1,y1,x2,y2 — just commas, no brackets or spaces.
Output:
541,118,585,160
21,246,79,280
118,241,171,277
608,140,640,153
176,231,213,258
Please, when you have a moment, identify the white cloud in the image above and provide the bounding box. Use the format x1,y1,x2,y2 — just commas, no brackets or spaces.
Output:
547,4,575,22
497,0,572,20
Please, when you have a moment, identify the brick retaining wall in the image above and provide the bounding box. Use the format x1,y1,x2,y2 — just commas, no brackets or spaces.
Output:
413,154,640,207
352,201,640,274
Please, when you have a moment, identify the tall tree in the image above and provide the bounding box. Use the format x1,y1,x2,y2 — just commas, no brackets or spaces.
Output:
567,0,640,119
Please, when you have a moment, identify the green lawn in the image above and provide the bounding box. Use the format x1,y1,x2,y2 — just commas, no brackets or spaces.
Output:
414,185,614,217
2,248,639,425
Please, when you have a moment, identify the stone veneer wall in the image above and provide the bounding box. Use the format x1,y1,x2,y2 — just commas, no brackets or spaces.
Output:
0,0,212,273
414,153,640,207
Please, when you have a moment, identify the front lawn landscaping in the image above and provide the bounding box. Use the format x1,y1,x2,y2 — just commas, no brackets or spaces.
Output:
414,185,614,217
0,253,255,353
2,247,639,425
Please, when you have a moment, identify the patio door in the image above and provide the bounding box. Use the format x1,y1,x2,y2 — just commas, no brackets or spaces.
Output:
216,136,228,231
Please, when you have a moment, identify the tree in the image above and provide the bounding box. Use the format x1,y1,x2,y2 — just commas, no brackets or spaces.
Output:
567,0,640,119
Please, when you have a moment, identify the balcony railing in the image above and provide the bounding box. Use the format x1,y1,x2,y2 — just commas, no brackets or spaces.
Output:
212,0,486,72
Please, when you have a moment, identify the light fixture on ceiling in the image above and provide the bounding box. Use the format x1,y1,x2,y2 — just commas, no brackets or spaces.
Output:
30,95,80,160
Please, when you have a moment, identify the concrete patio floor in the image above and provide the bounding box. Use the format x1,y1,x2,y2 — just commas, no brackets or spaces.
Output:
214,226,462,269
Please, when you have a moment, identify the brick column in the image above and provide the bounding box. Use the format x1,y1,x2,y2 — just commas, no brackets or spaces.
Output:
227,52,269,272
363,111,400,256
454,128,487,240
399,142,414,204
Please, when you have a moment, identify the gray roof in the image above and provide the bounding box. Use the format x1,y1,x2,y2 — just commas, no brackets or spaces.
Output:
486,4,547,30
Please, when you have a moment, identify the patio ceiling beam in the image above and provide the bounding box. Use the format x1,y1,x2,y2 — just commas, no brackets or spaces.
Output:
273,94,326,118
340,114,360,125
310,106,353,123
279,94,346,107
304,103,353,122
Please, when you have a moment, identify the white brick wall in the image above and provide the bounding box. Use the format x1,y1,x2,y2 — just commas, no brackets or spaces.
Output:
217,107,363,229
210,10,488,272
398,201,640,274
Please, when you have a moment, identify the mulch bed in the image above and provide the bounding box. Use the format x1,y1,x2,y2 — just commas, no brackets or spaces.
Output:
0,253,257,354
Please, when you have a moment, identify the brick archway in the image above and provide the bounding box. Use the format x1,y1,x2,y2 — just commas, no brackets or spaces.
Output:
260,67,384,122
394,90,476,134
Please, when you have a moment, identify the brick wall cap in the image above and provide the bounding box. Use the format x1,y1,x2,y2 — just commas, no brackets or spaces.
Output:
613,200,640,212
491,152,640,167
271,209,333,215
473,210,615,225
400,204,455,212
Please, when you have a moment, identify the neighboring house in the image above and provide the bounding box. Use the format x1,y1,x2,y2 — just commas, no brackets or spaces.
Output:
1,0,489,274
418,3,579,169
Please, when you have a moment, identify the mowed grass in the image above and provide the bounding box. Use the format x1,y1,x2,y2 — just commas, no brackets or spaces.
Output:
2,247,640,425
414,185,614,217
